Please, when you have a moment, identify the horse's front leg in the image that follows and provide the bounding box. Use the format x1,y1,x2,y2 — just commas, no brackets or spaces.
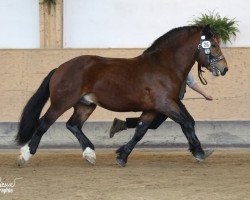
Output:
116,111,158,167
159,100,213,162
177,100,214,161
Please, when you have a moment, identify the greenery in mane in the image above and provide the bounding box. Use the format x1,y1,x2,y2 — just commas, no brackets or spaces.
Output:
143,26,202,54
191,11,239,44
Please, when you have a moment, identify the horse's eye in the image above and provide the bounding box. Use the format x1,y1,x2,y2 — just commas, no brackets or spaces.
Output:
211,44,217,48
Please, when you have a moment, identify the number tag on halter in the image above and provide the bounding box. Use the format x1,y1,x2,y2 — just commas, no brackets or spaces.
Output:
204,48,210,54
201,41,211,49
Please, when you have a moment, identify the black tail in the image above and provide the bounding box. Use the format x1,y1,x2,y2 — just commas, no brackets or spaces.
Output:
15,69,57,145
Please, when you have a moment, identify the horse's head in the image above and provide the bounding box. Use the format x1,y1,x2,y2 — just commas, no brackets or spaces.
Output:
196,25,228,76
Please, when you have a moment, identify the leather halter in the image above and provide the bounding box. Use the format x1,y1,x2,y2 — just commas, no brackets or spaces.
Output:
196,35,225,85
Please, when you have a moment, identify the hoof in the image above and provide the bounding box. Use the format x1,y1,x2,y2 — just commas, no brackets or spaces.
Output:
83,147,96,165
16,155,26,167
195,149,214,162
116,158,126,167
17,144,32,166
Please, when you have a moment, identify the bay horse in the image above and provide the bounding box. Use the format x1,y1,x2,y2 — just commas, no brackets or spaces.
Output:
16,25,228,167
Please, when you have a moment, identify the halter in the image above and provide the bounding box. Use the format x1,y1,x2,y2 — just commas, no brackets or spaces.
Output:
197,35,225,85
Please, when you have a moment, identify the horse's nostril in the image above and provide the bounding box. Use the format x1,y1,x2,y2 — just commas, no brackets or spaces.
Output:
221,67,228,76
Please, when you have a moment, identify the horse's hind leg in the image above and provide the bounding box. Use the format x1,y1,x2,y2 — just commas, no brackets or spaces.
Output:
66,102,96,165
18,106,63,166
116,111,158,167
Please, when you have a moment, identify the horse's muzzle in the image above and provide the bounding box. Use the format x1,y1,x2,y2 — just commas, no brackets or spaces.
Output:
221,67,228,76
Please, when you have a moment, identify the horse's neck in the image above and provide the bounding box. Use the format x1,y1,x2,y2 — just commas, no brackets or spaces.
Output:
159,32,200,77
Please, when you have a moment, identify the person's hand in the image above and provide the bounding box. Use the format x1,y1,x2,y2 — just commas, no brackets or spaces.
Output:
205,95,213,101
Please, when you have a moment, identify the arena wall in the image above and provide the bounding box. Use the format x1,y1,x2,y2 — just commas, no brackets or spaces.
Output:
1,1,249,147
1,48,249,122
0,48,249,148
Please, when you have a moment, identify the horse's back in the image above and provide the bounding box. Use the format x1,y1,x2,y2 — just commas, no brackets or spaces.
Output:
48,55,142,110
80,56,149,111
49,54,173,112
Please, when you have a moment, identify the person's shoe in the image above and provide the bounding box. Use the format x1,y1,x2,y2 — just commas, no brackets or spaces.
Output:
109,118,127,138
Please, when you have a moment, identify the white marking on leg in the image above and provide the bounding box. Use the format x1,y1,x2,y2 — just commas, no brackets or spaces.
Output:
83,147,96,165
20,144,32,162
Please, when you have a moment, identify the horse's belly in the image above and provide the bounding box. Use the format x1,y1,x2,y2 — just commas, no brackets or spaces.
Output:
82,93,147,112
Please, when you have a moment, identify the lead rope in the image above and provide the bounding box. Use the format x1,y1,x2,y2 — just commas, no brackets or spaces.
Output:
198,63,207,85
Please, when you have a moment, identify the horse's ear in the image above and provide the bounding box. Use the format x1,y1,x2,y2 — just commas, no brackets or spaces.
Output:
202,25,213,39
203,24,210,32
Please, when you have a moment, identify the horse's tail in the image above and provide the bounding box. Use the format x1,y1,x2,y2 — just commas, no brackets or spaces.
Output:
15,69,57,145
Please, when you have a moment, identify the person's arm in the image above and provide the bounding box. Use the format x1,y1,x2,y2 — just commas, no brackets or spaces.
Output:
190,83,213,100
186,72,213,101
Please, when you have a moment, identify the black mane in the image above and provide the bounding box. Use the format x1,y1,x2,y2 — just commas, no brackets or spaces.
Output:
143,25,203,54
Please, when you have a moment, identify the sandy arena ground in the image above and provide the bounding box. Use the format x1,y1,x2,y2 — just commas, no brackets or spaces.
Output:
1,148,250,200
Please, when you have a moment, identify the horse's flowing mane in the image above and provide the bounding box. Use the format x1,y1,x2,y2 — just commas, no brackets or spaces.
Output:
143,25,202,54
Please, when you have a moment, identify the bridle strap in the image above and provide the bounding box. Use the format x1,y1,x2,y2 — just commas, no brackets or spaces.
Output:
196,35,224,86
198,63,207,85
196,38,208,85
209,54,224,64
